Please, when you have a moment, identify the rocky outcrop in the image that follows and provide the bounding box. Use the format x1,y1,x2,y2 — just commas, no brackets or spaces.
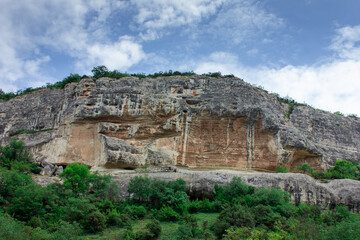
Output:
0,76,359,171
94,168,359,212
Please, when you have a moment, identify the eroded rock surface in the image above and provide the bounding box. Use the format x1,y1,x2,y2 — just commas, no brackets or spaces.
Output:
0,76,359,171
103,168,360,212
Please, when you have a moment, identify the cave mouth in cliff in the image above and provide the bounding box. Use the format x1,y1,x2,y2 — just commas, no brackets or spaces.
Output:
54,164,67,170
122,167,136,170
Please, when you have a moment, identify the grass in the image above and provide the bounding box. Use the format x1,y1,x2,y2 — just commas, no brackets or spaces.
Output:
9,128,53,137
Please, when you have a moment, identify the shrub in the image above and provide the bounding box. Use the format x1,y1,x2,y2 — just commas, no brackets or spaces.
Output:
223,227,267,240
214,177,251,204
0,214,31,240
275,166,289,173
127,177,188,210
84,210,106,233
48,220,83,240
0,138,32,171
59,162,91,194
0,169,32,203
334,205,350,222
334,111,344,116
106,208,122,227
252,188,290,207
146,219,161,238
7,183,46,221
252,204,281,229
29,163,42,174
321,218,360,240
212,204,255,238
326,160,360,180
156,206,180,222
174,224,193,240
187,199,202,213
135,229,154,240
61,197,97,226
298,163,314,174
124,205,147,219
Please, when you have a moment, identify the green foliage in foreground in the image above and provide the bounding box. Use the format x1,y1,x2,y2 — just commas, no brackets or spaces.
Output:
0,140,360,239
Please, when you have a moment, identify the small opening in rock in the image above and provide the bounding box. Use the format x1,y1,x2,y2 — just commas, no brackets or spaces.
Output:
123,167,136,170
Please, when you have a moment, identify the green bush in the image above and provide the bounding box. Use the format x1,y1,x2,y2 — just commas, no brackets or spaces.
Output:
187,199,202,213
124,205,147,219
174,224,193,240
156,206,180,222
128,177,188,210
321,218,360,240
275,166,289,173
214,177,251,204
252,188,290,207
106,208,122,226
223,227,268,240
146,219,161,238
48,220,83,240
0,214,31,240
135,229,154,240
61,197,97,227
60,162,91,194
212,204,255,238
187,199,217,213
252,204,281,229
0,138,32,171
0,169,32,203
334,205,350,222
7,183,47,221
84,210,106,233
326,160,360,180
299,163,314,174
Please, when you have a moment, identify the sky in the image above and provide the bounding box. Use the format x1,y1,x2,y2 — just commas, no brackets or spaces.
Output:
1,0,360,116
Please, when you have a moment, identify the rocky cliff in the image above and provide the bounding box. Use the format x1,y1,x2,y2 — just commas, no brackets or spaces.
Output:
103,168,360,212
1,75,359,171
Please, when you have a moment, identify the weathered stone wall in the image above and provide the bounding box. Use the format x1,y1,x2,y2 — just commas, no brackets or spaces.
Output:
0,76,359,171
97,169,359,212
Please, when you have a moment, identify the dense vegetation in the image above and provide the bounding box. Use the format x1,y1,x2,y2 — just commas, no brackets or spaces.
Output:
276,161,360,181
308,161,360,180
1,139,359,239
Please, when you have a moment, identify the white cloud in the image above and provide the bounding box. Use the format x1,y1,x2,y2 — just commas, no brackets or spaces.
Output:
0,0,145,92
208,0,285,43
81,37,146,71
133,0,224,28
330,25,360,61
195,25,360,116
131,0,225,40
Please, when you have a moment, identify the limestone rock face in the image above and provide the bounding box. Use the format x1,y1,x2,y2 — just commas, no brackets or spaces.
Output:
105,169,360,212
0,76,359,171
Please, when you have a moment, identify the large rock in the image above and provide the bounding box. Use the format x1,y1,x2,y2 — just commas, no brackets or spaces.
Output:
0,76,359,171
103,168,360,212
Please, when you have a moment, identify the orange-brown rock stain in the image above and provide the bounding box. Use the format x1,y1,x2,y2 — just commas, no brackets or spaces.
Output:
175,112,280,171
58,123,100,166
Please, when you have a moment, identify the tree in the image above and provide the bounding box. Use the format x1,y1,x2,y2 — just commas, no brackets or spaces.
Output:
59,163,91,194
91,65,109,79
0,138,31,171
214,177,251,204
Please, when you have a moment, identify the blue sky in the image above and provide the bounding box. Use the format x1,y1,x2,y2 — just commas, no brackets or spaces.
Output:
1,0,360,115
